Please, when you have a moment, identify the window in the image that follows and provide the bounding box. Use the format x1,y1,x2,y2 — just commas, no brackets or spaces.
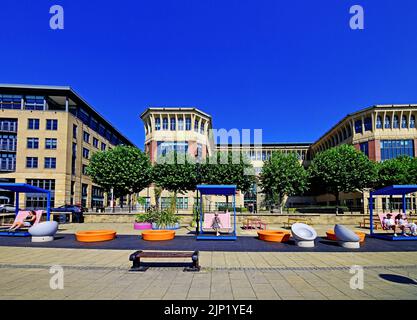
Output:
82,184,88,208
155,118,161,131
26,179,55,208
402,115,408,128
200,121,205,134
157,141,188,157
360,142,369,157
78,108,90,124
93,137,99,148
0,119,17,132
364,117,372,131
45,138,57,150
28,119,39,130
46,119,58,130
0,95,22,109
185,118,191,130
92,186,104,208
0,135,17,152
83,131,90,143
176,197,188,209
26,157,38,168
101,142,106,151
354,120,362,133
196,143,202,160
0,154,16,171
25,96,44,110
393,115,399,128
411,115,415,129
178,118,184,130
162,118,168,130
380,140,414,161
73,124,77,138
384,116,391,129
82,164,88,175
170,118,176,130
44,157,56,169
72,142,77,175
27,137,39,149
83,148,90,159
376,116,382,129
194,120,199,132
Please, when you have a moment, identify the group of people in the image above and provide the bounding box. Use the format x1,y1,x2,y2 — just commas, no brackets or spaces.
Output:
383,213,417,237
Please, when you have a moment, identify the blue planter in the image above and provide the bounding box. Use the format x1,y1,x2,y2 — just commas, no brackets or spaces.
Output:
152,222,180,230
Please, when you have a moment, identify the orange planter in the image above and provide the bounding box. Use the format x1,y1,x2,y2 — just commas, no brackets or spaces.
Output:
326,230,366,243
75,230,116,242
142,230,175,241
258,230,291,243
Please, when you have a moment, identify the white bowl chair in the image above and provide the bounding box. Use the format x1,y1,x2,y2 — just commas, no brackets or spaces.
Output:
334,224,360,249
291,223,317,248
29,221,59,242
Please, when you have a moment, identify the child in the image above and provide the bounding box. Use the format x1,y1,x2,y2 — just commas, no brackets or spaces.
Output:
396,214,417,236
212,213,222,236
383,214,397,236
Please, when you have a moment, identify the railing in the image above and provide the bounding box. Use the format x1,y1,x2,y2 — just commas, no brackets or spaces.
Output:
0,142,17,152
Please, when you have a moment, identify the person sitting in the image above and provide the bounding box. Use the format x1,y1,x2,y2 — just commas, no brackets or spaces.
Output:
8,210,36,231
395,214,417,237
211,212,222,236
383,214,398,236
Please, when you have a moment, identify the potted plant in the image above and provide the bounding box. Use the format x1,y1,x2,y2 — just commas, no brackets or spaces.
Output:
152,209,180,230
133,211,157,230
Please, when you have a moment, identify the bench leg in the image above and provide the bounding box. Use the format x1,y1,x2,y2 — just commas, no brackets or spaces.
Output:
129,250,148,272
184,251,200,272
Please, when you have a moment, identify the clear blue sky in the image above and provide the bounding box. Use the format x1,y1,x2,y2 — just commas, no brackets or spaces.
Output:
1,0,417,147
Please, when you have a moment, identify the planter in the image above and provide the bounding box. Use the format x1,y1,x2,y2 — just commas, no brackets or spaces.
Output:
133,222,152,230
152,222,180,230
142,230,175,241
257,230,291,243
75,230,116,242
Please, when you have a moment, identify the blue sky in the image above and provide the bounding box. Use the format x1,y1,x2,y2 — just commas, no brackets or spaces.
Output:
1,0,417,147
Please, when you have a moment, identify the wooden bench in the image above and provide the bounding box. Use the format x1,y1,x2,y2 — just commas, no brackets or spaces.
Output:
242,218,267,230
283,217,309,228
359,217,379,230
129,250,200,272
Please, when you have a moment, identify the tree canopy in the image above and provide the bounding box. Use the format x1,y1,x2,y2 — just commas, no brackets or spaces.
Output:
308,144,377,209
375,155,417,188
259,152,309,211
201,151,255,193
86,145,153,198
152,152,198,194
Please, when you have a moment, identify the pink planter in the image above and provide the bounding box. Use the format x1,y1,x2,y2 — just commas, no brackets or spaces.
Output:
133,222,152,230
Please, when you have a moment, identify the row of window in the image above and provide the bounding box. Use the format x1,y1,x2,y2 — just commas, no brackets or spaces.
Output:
358,139,415,161
27,138,57,149
73,125,106,151
28,119,58,130
26,157,57,169
153,117,205,134
160,197,189,209
0,95,44,110
0,119,17,132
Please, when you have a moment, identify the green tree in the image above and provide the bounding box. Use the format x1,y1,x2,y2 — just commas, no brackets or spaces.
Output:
308,144,377,213
376,156,417,188
259,152,309,213
152,152,199,210
201,151,255,206
86,145,153,212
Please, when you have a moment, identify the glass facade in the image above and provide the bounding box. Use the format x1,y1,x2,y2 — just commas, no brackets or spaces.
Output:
0,95,22,109
380,140,414,161
157,141,188,157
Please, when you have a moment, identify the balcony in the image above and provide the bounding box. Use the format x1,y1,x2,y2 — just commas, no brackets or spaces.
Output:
0,123,17,133
0,163,16,172
0,143,16,152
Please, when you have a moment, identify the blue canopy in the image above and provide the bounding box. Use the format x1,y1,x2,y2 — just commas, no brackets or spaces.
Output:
371,185,417,196
197,184,237,196
0,183,50,194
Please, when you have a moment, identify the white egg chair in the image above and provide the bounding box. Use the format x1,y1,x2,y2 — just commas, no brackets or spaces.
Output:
334,224,360,249
29,221,58,242
291,223,317,248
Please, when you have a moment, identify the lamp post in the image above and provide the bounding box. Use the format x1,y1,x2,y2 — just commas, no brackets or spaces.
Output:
195,151,201,235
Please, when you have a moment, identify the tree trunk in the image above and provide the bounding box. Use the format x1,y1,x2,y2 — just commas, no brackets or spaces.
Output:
335,192,339,214
226,195,229,212
128,194,131,213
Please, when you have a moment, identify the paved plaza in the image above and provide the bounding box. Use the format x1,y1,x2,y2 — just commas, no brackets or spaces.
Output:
0,223,417,300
